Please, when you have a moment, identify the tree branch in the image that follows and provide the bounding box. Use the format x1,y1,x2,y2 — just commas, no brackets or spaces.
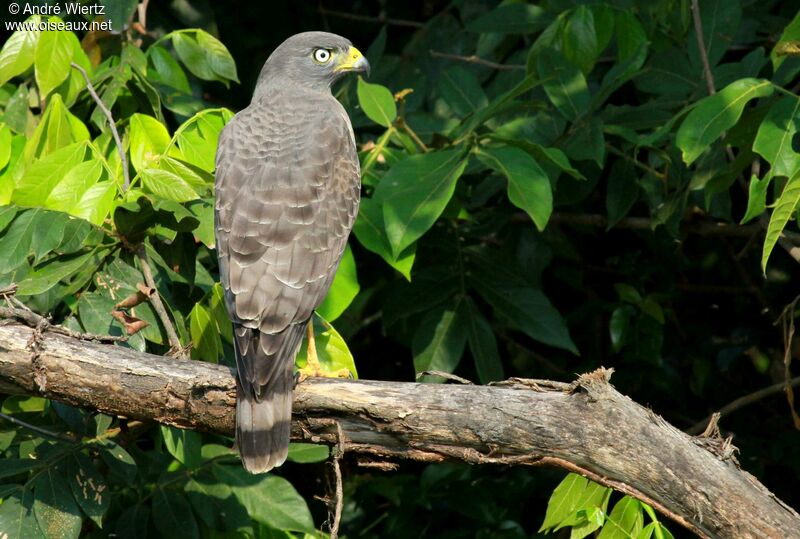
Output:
0,322,798,538
317,6,424,28
690,0,717,96
134,245,185,357
687,375,800,435
429,50,526,71
70,62,130,191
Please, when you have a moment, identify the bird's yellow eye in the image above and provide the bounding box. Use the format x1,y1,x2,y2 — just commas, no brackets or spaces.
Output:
313,48,332,63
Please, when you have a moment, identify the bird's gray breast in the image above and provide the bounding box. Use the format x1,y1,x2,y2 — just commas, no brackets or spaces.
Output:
214,89,360,332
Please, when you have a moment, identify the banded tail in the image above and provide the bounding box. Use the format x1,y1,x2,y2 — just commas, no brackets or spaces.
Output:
233,323,305,474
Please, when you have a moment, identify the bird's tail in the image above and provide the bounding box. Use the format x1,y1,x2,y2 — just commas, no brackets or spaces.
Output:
233,324,305,474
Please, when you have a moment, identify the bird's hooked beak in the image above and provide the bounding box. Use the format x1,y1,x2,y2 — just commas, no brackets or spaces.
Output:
335,46,370,77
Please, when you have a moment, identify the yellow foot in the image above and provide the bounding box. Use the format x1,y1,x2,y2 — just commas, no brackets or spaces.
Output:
296,320,353,382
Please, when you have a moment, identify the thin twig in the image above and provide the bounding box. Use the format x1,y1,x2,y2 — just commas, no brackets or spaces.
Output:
429,50,526,71
70,62,130,191
779,296,800,429
690,0,716,95
690,0,737,166
318,6,424,28
394,117,429,152
416,371,473,384
519,212,800,242
135,245,184,357
0,305,126,343
329,423,346,539
0,411,78,443
687,376,800,434
605,143,666,179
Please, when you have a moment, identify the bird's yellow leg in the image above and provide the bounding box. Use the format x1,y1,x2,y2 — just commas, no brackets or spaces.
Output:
297,319,352,381
300,319,322,378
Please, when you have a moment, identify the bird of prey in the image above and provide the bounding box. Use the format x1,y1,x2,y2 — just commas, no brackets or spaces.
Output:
214,32,368,473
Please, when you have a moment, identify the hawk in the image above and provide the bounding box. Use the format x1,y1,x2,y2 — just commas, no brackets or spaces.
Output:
214,32,368,473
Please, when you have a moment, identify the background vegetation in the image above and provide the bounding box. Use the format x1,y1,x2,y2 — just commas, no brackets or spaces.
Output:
1,0,799,537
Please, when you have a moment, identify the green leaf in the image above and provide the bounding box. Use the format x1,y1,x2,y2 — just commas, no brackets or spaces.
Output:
352,197,416,279
147,45,191,93
639,522,674,539
172,32,215,81
97,440,137,483
44,159,104,212
172,30,238,85
0,209,38,273
540,474,589,531
2,395,46,413
468,251,577,354
562,116,605,165
753,97,800,178
741,174,770,224
3,85,31,136
129,113,171,172
375,150,467,257
65,452,110,528
676,78,773,165
152,489,199,539
187,198,216,248
0,124,12,170
598,496,643,539
209,282,233,343
33,467,83,539
57,217,93,254
189,303,221,362
606,160,638,228
0,16,41,86
437,66,488,118
466,3,550,34
0,206,18,235
0,458,38,480
615,11,647,62
538,48,590,121
184,478,249,531
0,487,44,539
114,504,149,539
157,156,210,192
287,443,330,464
413,302,468,380
317,244,360,322
357,77,397,127
161,426,203,468
196,30,239,84
141,168,200,202
17,250,102,296
296,314,357,378
99,0,138,32
214,465,316,533
562,6,598,75
477,146,552,231
13,141,89,206
610,306,635,353
172,108,233,172
34,22,76,97
462,297,504,383
762,171,800,271
68,181,117,226
30,210,68,262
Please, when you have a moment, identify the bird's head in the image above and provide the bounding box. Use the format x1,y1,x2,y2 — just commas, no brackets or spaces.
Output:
258,31,370,91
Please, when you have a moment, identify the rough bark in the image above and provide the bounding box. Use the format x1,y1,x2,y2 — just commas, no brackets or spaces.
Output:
0,322,798,538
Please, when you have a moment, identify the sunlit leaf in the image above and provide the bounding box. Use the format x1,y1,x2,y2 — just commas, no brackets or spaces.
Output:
676,78,773,165
357,77,397,127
